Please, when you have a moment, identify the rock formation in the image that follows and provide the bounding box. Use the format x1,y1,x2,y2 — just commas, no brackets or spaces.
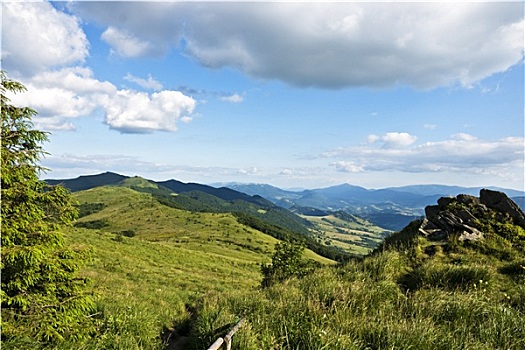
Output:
419,189,525,242
480,189,525,227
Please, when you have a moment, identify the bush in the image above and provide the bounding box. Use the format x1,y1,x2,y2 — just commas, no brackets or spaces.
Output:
74,219,109,230
121,230,136,237
261,241,315,287
77,202,106,218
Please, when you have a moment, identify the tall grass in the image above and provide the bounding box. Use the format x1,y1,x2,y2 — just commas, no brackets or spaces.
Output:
189,249,525,350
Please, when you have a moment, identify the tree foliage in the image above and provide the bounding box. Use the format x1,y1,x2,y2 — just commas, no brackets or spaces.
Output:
1,72,95,343
261,241,315,287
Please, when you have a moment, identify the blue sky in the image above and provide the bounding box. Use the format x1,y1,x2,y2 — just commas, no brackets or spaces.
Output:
3,1,524,190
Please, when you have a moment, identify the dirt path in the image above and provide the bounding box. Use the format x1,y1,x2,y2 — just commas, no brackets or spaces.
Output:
166,335,190,350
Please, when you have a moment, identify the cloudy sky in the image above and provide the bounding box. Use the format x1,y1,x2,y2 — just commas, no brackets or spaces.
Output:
2,1,524,190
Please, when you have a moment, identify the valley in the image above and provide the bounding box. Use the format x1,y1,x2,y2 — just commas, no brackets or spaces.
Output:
301,213,390,256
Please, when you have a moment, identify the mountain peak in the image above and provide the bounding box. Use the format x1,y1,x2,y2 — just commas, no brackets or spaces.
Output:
46,171,129,191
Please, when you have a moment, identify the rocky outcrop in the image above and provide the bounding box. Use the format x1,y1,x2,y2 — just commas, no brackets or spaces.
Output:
480,189,525,228
419,212,484,242
419,189,525,242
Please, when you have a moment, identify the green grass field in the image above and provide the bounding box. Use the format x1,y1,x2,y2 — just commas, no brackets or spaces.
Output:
189,228,525,350
18,186,334,349
8,185,523,350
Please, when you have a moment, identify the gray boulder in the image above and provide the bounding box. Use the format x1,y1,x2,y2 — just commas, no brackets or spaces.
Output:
480,189,525,228
437,196,455,209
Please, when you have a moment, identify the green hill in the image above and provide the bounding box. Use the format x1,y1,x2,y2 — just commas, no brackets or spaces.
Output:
8,186,524,349
16,170,525,350
183,190,525,349
73,186,333,263
65,173,352,261
47,172,385,261
15,185,334,350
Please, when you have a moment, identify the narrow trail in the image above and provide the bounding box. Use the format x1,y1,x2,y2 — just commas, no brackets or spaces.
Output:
166,335,190,350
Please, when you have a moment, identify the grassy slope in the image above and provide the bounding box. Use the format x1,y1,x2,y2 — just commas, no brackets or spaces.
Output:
188,216,525,349
303,213,391,256
73,186,332,263
41,186,334,349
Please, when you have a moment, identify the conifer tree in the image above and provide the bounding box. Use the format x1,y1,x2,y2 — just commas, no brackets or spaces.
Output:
1,71,95,343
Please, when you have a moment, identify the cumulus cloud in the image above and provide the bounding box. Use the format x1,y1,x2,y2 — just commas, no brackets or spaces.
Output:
331,161,365,173
381,132,418,148
2,1,89,77
69,2,523,89
8,68,196,134
68,1,184,57
324,134,524,176
367,134,380,144
104,90,196,133
102,27,160,58
8,67,114,121
220,94,244,103
124,73,163,91
366,132,418,148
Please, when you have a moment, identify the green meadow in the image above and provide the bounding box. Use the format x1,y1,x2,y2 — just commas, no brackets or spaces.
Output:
5,185,524,350
13,185,332,350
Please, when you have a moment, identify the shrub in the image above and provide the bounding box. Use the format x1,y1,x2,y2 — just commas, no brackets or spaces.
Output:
261,241,315,287
121,230,137,237
77,202,106,218
74,219,109,230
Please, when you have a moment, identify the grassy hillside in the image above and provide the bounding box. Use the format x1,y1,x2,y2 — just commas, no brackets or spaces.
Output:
73,186,332,263
10,185,523,349
185,196,525,349
2,186,335,349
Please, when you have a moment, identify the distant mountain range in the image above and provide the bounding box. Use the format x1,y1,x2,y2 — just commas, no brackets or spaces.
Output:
213,182,525,230
46,172,524,232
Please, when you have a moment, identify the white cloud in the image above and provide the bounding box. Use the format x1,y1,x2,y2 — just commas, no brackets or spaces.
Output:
40,153,265,184
381,132,418,148
366,132,418,148
33,117,77,132
331,161,365,173
238,167,258,175
8,68,196,134
220,94,244,103
367,134,380,144
40,154,186,180
451,133,478,141
123,73,163,91
8,68,114,122
68,1,184,58
104,90,196,133
101,27,159,58
2,2,89,77
70,2,523,89
324,134,524,176
424,124,437,130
